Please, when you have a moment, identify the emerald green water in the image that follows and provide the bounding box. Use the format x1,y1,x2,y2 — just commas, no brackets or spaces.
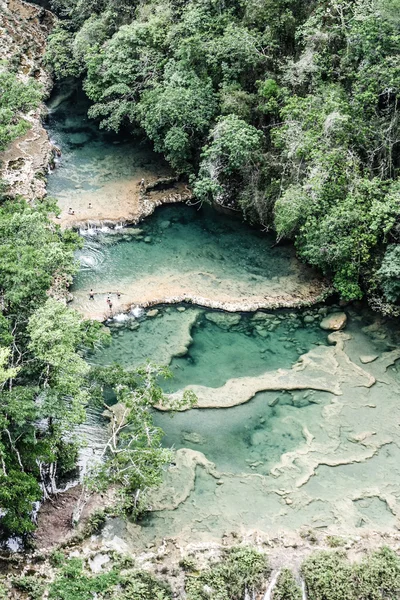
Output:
48,91,400,547
70,203,320,320
90,307,326,474
46,87,168,204
91,306,325,392
92,305,400,545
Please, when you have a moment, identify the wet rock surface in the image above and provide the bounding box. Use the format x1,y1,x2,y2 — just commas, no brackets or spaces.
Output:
320,311,347,331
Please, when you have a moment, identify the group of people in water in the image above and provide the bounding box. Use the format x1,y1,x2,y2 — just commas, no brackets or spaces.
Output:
89,289,121,312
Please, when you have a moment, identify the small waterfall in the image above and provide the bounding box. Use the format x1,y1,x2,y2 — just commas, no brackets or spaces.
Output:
79,223,125,236
112,312,131,323
244,587,256,600
263,571,280,600
301,579,307,600
131,305,145,318
80,224,99,236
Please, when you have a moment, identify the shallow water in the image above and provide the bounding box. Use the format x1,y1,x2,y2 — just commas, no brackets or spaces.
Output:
93,307,400,547
46,89,400,550
45,87,171,222
71,203,322,320
90,306,327,475
91,306,325,390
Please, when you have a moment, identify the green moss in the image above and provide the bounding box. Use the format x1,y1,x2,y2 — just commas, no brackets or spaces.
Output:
179,556,197,572
12,575,45,600
326,536,346,548
273,569,302,600
185,546,270,600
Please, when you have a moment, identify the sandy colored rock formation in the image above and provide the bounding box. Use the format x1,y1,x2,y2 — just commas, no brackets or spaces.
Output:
162,331,375,410
320,311,347,330
55,178,193,229
147,448,218,511
0,0,56,200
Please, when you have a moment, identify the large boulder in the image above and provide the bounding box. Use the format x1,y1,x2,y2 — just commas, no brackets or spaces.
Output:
320,312,347,331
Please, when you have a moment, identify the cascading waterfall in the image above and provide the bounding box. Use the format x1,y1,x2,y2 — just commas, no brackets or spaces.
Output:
78,222,125,236
301,579,307,600
244,587,256,600
263,571,280,600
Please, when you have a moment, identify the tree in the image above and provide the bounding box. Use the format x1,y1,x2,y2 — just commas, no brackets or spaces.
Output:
136,63,217,171
73,363,195,523
194,114,264,210
0,70,42,151
377,244,400,303
0,198,80,313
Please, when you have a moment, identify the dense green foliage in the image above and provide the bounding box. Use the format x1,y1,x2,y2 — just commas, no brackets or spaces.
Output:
185,546,270,599
45,0,400,306
83,363,176,516
7,547,400,599
302,547,400,600
0,68,42,151
47,556,172,600
0,192,96,535
273,568,302,600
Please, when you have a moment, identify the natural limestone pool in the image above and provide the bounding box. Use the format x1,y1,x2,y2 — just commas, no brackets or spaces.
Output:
70,204,326,320
85,303,400,549
45,86,184,229
47,91,400,554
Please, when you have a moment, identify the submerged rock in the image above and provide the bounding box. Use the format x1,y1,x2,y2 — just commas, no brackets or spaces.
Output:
182,431,206,444
147,309,159,317
205,312,241,329
359,354,378,364
268,397,280,407
127,228,143,237
252,312,274,321
320,312,347,331
303,315,315,324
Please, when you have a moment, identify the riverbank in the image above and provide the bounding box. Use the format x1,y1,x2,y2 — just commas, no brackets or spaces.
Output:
53,177,193,229
0,0,56,200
